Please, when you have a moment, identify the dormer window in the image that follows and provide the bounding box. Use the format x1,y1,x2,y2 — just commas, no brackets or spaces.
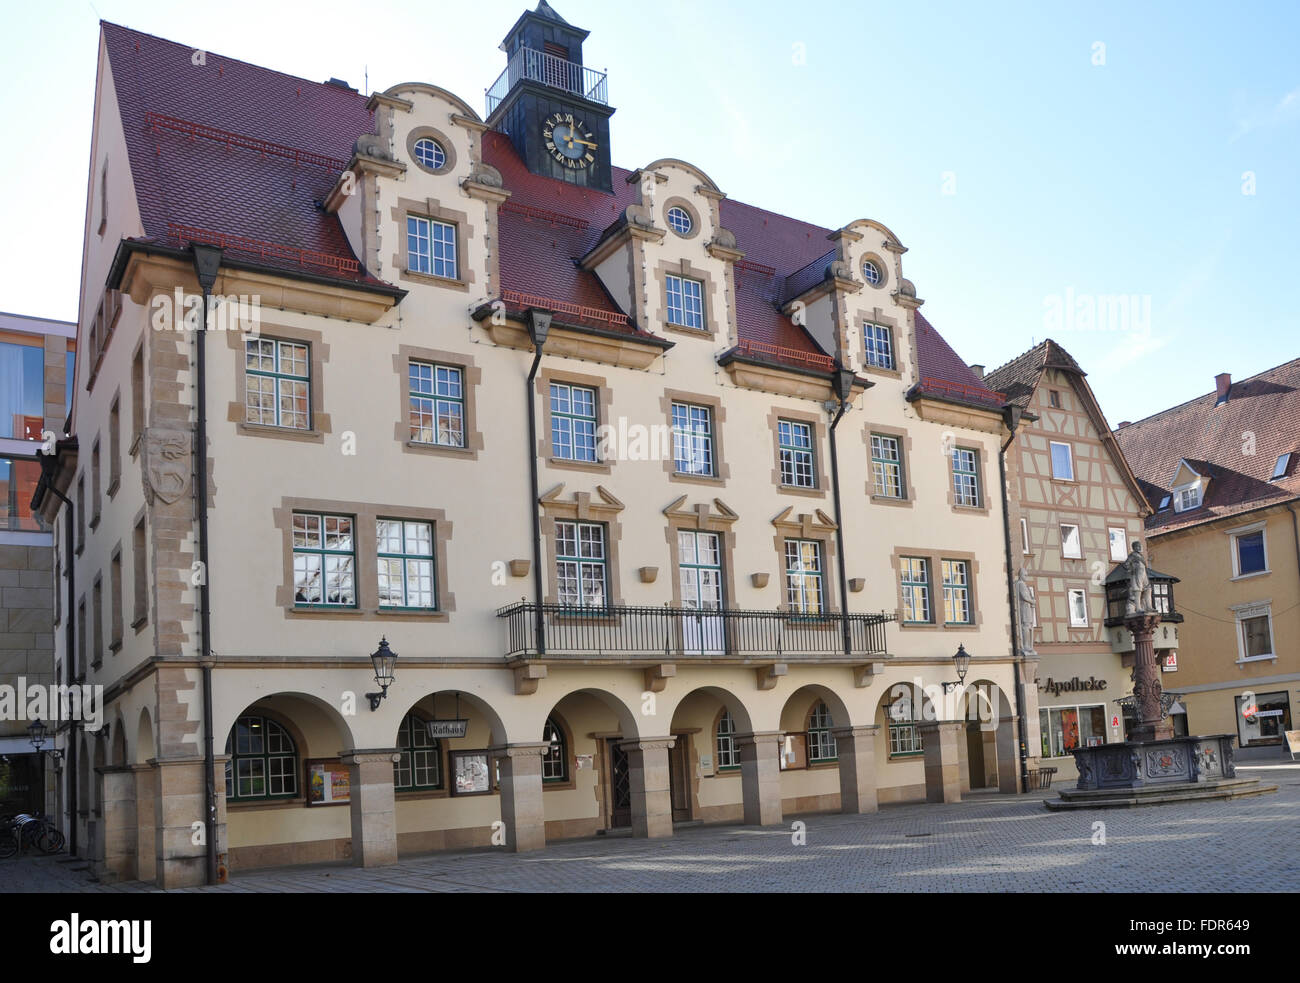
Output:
1271,453,1292,481
665,274,704,330
1176,486,1200,511
413,137,446,170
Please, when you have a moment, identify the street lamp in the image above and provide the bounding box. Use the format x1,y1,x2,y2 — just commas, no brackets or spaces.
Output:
27,718,62,761
366,637,398,711
942,644,972,693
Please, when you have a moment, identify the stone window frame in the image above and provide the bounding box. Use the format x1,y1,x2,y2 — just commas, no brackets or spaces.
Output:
226,324,332,443
859,251,890,292
1230,600,1275,663
272,496,455,622
537,367,615,475
1226,521,1270,580
664,498,739,617
947,443,990,515
661,196,702,241
108,544,123,653
770,509,840,616
405,125,458,177
132,508,148,631
393,345,484,461
91,573,104,670
539,486,626,609
89,435,102,530
107,389,122,498
130,338,145,457
391,195,475,292
659,388,730,486
858,310,903,380
889,547,984,631
863,422,915,507
767,406,828,499
655,259,721,339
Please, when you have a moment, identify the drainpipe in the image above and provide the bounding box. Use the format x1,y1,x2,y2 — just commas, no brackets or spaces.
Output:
33,453,77,853
827,365,860,655
1286,503,1300,588
525,310,552,656
998,405,1031,794
191,244,222,886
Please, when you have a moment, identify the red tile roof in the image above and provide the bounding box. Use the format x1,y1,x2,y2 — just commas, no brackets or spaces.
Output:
1113,358,1300,533
911,311,1006,409
984,339,1084,410
101,20,988,389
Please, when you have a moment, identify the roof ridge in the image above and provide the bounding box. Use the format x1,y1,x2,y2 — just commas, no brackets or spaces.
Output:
1119,355,1300,431
101,20,369,102
984,340,1047,381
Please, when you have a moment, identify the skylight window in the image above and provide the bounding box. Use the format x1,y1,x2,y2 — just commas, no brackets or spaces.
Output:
1271,453,1291,481
1158,495,1171,512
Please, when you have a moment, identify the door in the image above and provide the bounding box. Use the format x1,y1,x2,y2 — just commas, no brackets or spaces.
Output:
669,735,691,823
679,531,724,654
606,740,631,829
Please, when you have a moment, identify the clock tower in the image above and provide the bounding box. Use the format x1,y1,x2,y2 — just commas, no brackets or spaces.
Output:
485,2,615,192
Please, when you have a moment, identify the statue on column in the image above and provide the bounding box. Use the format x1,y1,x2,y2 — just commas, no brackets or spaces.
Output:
1015,567,1037,656
1123,542,1155,615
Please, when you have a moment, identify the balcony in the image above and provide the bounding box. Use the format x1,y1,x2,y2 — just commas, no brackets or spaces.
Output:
486,47,609,116
497,602,893,661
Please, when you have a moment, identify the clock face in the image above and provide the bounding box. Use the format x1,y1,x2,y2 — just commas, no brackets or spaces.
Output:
542,112,597,169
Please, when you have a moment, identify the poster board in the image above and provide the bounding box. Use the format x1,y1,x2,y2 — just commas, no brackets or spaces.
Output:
1285,730,1300,761
306,759,351,806
451,749,492,796
779,734,807,771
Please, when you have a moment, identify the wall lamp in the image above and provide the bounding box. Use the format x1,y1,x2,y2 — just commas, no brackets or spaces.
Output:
366,637,398,711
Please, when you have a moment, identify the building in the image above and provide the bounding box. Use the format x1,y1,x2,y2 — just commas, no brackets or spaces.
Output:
0,310,76,816
984,340,1177,782
37,4,1028,887
1114,362,1300,752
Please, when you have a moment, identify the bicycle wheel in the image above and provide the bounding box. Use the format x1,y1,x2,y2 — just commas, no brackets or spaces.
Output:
0,831,17,860
38,825,65,854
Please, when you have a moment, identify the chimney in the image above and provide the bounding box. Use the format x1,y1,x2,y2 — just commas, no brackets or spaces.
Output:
969,364,985,381
1215,373,1231,405
1117,421,1131,429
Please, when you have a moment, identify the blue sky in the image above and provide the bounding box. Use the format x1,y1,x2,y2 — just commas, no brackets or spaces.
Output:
2,0,1296,423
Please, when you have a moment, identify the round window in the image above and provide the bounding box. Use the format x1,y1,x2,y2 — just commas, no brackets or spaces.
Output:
862,259,883,286
666,206,693,236
413,137,446,170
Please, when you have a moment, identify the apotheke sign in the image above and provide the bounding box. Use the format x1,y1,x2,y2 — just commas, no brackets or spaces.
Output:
1040,676,1108,697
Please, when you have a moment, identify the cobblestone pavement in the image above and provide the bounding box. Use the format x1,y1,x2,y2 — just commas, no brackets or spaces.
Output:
6,764,1297,893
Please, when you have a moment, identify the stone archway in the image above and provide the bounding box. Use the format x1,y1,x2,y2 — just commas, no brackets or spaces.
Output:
667,685,756,828
960,679,1018,794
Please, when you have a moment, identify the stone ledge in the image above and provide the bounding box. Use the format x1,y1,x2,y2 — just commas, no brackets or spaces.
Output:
1044,778,1277,810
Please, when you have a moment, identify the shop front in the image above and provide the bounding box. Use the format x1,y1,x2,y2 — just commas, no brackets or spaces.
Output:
1034,651,1131,782
1233,690,1293,748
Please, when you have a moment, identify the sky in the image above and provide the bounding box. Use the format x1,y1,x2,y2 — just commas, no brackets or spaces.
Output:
1,0,1297,424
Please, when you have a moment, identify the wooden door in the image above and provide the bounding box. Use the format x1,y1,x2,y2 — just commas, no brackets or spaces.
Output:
669,736,691,822
607,740,631,828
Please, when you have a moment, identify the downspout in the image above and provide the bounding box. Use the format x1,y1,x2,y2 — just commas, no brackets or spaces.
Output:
35,463,77,853
191,244,222,886
524,310,552,656
1286,503,1300,596
998,406,1031,794
827,366,859,655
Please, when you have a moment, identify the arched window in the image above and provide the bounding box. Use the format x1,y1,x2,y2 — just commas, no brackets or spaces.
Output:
807,701,837,762
542,715,568,782
716,708,738,770
666,206,693,236
225,713,297,801
885,696,924,757
395,713,442,790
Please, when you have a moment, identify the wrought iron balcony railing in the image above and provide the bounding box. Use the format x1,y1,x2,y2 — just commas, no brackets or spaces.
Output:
496,602,893,660
486,47,609,115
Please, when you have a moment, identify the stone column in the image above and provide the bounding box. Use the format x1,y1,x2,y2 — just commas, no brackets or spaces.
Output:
95,766,137,883
1126,613,1173,742
736,731,784,826
832,725,879,814
958,727,971,794
132,764,157,883
621,737,675,839
493,742,549,852
995,715,1020,793
918,721,964,804
152,756,207,889
342,749,399,868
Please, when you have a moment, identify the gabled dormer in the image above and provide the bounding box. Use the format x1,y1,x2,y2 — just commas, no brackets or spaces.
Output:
1169,459,1209,512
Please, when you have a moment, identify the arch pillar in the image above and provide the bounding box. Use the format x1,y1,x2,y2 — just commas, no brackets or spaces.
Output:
341,748,400,868
831,725,880,814
493,742,549,852
620,737,675,839
735,731,783,826
996,714,1021,793
94,766,138,882
918,721,964,804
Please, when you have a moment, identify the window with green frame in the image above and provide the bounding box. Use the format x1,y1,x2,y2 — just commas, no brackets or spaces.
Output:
778,419,815,488
900,556,931,623
784,539,825,614
870,433,904,498
951,448,980,507
555,520,607,607
376,519,436,609
224,714,297,801
716,709,738,770
292,513,356,607
542,716,568,782
550,382,598,462
884,696,924,756
807,701,838,762
245,337,310,429
941,559,972,624
409,361,465,447
394,712,442,790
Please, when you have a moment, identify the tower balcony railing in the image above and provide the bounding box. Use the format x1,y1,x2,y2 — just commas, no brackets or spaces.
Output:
486,47,608,115
496,602,893,660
